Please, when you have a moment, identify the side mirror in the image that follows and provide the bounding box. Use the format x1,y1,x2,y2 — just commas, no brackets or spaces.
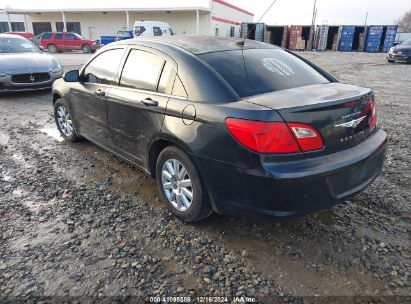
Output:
64,70,80,82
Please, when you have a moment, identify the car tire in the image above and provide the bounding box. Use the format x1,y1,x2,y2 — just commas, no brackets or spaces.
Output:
156,146,212,222
82,44,91,54
54,99,80,142
47,44,57,53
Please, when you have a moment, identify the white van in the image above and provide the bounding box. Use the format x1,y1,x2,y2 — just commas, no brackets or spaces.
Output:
133,21,174,38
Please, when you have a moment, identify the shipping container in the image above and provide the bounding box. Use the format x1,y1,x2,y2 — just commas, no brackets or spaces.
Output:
288,25,313,50
241,22,265,42
264,25,288,48
315,25,340,51
339,26,366,51
382,25,398,52
365,25,383,52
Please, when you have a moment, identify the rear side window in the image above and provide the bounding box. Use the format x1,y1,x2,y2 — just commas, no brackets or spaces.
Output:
41,32,52,39
199,49,329,98
172,77,187,98
158,62,176,95
83,48,124,85
54,33,63,40
120,49,164,91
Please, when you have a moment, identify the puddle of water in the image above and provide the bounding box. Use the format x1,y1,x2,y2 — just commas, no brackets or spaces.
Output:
12,153,25,161
12,188,24,197
0,133,10,146
32,123,44,129
24,198,55,213
311,210,337,226
88,168,163,209
41,128,64,142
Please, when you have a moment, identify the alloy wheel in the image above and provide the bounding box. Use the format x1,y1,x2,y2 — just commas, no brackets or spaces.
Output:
56,106,74,137
161,159,193,212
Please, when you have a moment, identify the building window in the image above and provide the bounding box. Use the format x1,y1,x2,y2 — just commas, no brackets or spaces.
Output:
56,22,81,35
11,22,25,32
0,22,10,33
32,22,52,35
230,26,235,37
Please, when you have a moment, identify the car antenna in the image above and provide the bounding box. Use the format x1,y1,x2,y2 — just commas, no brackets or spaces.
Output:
236,0,278,46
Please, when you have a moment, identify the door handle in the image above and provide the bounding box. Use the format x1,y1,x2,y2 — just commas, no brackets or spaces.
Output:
140,98,159,107
94,89,105,97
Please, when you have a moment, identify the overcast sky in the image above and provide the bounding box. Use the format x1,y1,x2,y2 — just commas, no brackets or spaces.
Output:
1,0,409,25
230,0,409,25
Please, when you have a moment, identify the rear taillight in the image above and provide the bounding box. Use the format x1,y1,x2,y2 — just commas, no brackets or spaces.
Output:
369,97,377,130
288,123,324,151
225,118,323,153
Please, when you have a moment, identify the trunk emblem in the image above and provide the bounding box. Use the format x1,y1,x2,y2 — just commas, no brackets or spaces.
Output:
29,74,35,83
335,116,366,128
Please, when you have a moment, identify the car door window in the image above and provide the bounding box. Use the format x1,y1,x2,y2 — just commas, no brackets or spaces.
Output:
134,26,145,37
119,49,164,91
54,33,63,40
41,33,52,39
65,33,74,40
83,48,124,85
153,27,163,36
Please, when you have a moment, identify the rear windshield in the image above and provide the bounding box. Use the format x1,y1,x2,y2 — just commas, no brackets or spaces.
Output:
199,49,329,98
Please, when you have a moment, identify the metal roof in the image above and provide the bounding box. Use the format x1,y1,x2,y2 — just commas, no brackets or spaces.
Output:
2,0,211,13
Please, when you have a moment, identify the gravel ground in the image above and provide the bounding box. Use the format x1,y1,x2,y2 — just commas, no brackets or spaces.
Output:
0,52,410,303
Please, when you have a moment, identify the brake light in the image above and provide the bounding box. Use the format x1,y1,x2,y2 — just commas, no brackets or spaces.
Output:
225,118,299,153
369,97,377,130
288,123,324,151
225,118,323,153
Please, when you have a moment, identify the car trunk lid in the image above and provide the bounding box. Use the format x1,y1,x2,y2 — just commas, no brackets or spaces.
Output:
244,83,376,155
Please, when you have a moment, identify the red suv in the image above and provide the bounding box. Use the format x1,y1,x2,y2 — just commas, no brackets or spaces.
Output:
39,32,100,53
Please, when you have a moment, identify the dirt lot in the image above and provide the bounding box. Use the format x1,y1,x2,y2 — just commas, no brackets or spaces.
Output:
0,52,410,303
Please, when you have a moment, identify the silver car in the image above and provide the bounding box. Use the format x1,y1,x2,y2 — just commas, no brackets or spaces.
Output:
0,33,63,92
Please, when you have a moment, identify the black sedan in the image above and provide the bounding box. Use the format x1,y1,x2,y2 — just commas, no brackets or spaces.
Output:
387,39,411,63
52,36,386,222
0,34,63,92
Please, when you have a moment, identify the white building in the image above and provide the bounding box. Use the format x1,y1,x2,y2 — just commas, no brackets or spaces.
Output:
0,11,26,32
2,0,254,39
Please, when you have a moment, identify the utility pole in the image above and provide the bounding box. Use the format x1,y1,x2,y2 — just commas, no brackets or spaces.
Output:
309,0,317,50
363,11,368,51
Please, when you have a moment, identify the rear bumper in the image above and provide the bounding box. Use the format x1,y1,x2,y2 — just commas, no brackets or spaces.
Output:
193,129,387,218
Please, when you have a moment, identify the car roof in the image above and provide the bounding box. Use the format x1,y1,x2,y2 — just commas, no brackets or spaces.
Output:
117,35,278,55
0,33,25,39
